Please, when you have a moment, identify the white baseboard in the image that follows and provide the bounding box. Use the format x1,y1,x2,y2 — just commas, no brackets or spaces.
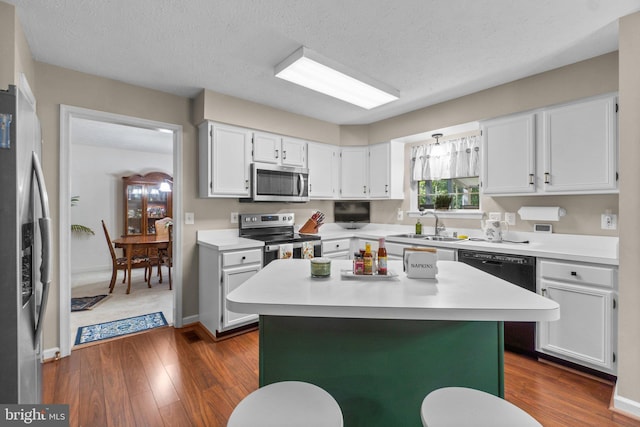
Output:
42,347,61,362
614,384,640,419
182,314,199,326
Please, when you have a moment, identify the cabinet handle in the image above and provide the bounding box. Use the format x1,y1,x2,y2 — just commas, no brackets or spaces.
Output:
570,271,577,276
245,179,249,190
529,174,534,185
385,184,389,193
544,172,551,184
275,149,279,159
541,288,547,296
363,185,367,194
283,150,287,160
241,256,246,260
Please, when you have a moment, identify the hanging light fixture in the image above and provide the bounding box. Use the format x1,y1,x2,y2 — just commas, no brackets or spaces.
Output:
275,47,399,110
432,133,443,145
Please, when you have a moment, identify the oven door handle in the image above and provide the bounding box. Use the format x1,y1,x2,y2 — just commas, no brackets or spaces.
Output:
266,241,319,252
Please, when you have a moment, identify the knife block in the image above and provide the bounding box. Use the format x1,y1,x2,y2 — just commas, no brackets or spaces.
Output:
299,218,319,234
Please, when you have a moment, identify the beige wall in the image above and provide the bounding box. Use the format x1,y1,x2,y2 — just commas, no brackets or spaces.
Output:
617,11,640,406
194,89,341,144
34,62,194,349
0,2,16,88
368,53,620,237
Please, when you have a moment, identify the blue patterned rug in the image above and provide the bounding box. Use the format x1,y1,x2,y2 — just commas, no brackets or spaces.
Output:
74,312,168,345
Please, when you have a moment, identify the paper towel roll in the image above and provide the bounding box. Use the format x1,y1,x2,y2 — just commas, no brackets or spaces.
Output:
517,206,566,221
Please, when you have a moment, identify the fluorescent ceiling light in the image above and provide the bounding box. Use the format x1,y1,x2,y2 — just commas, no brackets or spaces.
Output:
275,47,399,110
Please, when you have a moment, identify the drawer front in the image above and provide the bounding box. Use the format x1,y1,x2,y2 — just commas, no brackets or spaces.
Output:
322,239,351,254
222,249,262,267
539,260,615,288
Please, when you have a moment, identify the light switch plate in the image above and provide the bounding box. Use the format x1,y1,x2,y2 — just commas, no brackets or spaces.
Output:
185,212,195,225
231,212,239,224
397,209,404,221
489,212,502,221
505,212,516,226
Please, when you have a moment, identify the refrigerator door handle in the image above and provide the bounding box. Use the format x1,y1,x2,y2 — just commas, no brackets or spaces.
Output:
32,151,51,343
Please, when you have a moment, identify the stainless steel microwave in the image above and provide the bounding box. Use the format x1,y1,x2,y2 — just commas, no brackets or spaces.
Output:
248,162,309,202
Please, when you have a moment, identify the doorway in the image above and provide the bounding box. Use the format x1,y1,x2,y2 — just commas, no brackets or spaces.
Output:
59,105,183,357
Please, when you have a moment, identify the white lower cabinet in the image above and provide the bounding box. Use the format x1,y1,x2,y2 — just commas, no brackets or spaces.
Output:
321,238,351,259
537,259,617,374
199,245,262,338
386,241,457,262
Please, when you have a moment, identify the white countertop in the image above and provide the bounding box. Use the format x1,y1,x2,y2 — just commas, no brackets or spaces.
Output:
226,259,560,322
197,223,618,265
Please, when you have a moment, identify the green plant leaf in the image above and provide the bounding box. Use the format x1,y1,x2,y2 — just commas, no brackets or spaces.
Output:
71,224,95,235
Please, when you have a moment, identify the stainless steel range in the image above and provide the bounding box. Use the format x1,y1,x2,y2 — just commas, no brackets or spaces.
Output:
239,213,322,266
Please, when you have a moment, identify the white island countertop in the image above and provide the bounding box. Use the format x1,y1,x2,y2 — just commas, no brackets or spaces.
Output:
227,259,559,322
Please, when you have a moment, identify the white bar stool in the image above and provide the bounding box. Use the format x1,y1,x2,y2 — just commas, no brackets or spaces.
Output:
227,381,343,427
421,387,542,427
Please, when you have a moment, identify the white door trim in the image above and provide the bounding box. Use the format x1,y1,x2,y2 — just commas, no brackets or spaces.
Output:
59,105,183,357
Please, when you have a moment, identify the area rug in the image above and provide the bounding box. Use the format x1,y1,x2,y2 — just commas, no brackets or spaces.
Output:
74,312,168,345
71,294,109,312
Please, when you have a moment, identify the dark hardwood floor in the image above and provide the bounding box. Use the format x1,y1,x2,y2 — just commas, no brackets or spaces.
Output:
43,325,640,427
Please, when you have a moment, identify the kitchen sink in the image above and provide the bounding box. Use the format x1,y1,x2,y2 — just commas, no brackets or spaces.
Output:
388,234,463,242
422,235,463,242
389,233,425,239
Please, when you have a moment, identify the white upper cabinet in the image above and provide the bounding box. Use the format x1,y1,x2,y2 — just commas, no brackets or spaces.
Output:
307,142,340,199
281,137,307,167
340,146,369,199
542,96,617,192
481,113,536,194
199,121,252,198
481,94,618,196
369,141,404,199
253,131,307,167
253,131,281,164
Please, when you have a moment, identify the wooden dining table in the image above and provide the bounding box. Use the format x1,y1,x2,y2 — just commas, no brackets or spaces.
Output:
113,234,169,294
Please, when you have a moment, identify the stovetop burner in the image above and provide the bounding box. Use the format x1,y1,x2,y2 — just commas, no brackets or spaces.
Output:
238,213,321,244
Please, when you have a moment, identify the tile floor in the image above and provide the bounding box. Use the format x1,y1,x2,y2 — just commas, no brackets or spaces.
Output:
70,267,174,346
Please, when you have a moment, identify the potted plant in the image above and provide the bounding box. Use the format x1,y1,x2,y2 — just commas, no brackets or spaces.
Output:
434,194,453,210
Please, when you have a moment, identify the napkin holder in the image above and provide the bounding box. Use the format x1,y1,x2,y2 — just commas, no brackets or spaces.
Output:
403,247,438,279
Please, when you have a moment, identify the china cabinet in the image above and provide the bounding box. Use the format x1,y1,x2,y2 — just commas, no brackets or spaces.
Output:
122,171,173,236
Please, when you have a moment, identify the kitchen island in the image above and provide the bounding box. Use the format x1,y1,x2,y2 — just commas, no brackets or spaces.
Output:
227,259,559,427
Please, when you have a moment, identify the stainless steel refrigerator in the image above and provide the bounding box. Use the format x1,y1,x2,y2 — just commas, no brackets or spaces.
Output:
0,82,51,404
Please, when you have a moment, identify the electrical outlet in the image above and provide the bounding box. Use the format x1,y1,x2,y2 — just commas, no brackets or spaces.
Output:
601,213,617,230
505,212,516,226
185,212,194,225
489,212,502,221
230,212,239,224
397,209,404,221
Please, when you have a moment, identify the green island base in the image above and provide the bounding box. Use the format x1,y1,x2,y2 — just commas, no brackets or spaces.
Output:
259,315,505,427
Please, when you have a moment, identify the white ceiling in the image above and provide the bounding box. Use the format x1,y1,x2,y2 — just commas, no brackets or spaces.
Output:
8,0,640,126
72,118,173,154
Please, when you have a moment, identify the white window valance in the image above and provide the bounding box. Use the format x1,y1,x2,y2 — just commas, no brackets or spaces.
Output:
411,135,480,182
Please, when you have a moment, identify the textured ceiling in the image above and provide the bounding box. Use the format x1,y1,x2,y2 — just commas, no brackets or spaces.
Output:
7,0,640,125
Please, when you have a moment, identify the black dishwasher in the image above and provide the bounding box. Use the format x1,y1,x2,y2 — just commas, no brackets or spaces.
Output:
458,249,536,355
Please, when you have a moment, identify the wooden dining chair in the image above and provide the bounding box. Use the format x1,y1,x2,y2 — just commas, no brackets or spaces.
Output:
158,224,173,290
101,220,151,293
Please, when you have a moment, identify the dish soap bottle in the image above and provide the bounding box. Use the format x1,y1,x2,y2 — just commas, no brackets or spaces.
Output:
363,243,373,275
415,218,422,235
377,237,388,275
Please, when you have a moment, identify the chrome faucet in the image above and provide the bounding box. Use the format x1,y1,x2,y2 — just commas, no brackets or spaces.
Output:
421,210,445,236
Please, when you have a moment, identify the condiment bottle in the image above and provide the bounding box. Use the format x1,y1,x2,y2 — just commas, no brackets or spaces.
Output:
377,237,388,275
363,243,373,275
415,218,422,235
353,253,364,275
